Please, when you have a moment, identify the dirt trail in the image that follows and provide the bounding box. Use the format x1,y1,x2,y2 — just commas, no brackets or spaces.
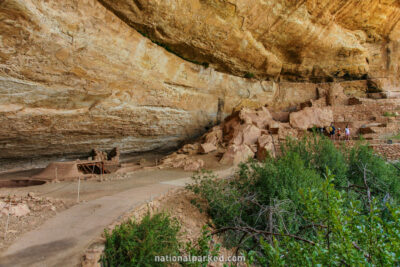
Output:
0,168,234,267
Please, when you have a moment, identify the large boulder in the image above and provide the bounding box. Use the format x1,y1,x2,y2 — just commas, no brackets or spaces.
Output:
230,124,261,146
199,143,217,154
290,107,333,130
222,112,242,142
256,134,275,160
220,145,255,165
1,203,30,217
204,126,223,147
161,153,204,171
239,107,273,129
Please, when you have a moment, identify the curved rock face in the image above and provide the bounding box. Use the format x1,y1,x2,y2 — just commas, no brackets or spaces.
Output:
99,0,400,80
0,0,276,159
0,0,400,160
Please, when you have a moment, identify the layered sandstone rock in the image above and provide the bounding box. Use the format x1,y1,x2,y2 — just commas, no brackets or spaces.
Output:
0,0,279,159
290,107,334,130
99,0,400,82
1,0,400,161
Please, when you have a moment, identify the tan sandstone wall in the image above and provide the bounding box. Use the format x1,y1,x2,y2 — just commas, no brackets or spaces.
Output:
99,0,400,80
0,0,400,159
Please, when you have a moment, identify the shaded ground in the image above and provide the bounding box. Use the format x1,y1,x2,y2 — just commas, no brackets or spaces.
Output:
83,186,238,267
0,165,233,267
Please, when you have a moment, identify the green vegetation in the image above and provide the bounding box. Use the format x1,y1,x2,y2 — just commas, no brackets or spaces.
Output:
254,176,400,266
101,213,181,266
244,72,255,79
383,111,397,117
101,213,220,267
390,132,400,140
101,136,400,266
188,135,400,265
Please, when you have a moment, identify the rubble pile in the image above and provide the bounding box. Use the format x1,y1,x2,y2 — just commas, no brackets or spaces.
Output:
0,193,66,218
159,83,400,170
160,153,205,172
0,193,72,249
160,106,298,170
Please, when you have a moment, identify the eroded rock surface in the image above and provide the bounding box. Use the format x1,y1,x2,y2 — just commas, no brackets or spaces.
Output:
99,0,400,81
1,0,400,161
0,0,279,159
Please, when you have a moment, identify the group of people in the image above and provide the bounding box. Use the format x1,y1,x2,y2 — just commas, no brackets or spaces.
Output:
318,124,350,141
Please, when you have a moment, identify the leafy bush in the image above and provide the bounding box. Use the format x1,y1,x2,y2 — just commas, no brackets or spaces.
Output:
248,151,321,209
282,135,348,186
187,171,243,230
101,211,223,267
251,175,400,266
347,143,400,202
101,213,180,267
188,135,400,265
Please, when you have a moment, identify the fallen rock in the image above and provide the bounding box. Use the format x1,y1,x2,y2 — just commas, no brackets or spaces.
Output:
222,112,242,142
230,124,261,146
271,111,290,122
161,153,187,166
278,123,301,140
10,204,30,217
290,107,333,130
257,134,276,160
242,124,262,145
179,143,199,155
220,144,255,165
183,159,205,172
161,153,204,171
204,126,223,147
239,107,273,129
199,143,217,154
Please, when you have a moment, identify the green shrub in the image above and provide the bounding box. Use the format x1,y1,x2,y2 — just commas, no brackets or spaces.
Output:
347,144,400,202
250,175,400,266
101,213,181,267
282,136,348,186
244,72,255,79
383,111,397,117
249,151,321,208
188,135,400,265
187,171,243,230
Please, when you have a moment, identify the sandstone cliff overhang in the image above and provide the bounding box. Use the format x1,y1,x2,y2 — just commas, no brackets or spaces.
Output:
1,0,400,162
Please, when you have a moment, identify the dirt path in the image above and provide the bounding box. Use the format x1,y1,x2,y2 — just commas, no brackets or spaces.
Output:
0,168,234,267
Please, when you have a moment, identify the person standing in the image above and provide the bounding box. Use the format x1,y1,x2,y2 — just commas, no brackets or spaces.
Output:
345,125,350,141
329,123,336,140
337,128,342,141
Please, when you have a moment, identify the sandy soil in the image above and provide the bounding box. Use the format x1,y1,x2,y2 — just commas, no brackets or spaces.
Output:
0,151,230,256
0,147,231,264
82,188,241,267
0,193,75,252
